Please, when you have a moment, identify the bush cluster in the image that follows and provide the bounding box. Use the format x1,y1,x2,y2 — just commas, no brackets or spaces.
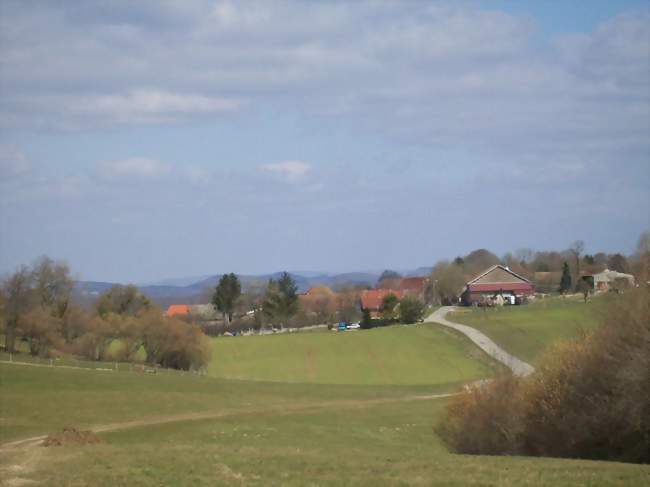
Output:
437,287,650,464
1,259,211,370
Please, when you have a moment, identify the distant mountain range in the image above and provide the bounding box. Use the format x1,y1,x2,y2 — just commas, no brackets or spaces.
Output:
73,267,432,307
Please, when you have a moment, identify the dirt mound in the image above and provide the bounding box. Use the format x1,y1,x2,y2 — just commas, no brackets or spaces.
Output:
42,427,102,447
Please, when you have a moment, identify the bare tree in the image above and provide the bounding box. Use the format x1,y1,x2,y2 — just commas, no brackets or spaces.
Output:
19,307,62,356
570,240,585,288
430,261,466,305
96,284,150,317
1,266,34,353
515,248,534,265
31,256,73,319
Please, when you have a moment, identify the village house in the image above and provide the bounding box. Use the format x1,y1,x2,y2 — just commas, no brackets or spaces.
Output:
376,276,428,298
166,304,219,319
461,265,534,306
166,304,190,317
359,289,403,318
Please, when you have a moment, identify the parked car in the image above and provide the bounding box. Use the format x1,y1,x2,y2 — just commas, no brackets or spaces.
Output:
346,322,361,330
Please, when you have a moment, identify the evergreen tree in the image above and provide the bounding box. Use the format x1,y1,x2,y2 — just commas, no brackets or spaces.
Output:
262,272,299,328
212,273,241,323
559,261,572,294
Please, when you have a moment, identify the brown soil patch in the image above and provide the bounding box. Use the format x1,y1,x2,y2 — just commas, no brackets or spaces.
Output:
41,426,102,447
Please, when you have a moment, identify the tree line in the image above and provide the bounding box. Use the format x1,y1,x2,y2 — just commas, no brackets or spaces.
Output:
427,232,650,304
211,271,428,332
0,257,211,370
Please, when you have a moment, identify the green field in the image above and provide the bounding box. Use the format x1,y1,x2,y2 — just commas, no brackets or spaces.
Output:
3,297,649,486
209,324,497,384
448,296,607,364
2,365,649,486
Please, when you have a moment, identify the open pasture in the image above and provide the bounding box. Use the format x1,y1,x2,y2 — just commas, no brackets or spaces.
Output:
208,323,497,385
2,364,648,486
448,295,608,364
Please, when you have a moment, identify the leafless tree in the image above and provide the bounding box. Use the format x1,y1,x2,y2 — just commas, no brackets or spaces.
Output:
31,256,74,319
570,240,585,286
19,307,62,356
1,266,34,353
430,261,466,305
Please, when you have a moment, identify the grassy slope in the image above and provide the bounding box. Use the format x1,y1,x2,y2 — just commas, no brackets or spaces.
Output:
2,366,648,486
4,302,648,486
448,296,607,365
209,324,496,385
0,364,453,442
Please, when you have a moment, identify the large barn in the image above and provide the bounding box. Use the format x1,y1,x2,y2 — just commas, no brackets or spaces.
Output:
461,265,534,305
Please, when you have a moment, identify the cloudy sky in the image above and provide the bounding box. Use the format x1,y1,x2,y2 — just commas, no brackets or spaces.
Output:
1,0,648,282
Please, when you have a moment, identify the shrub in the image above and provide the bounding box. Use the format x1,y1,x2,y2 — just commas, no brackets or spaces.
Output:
436,374,525,455
437,288,650,464
399,295,425,324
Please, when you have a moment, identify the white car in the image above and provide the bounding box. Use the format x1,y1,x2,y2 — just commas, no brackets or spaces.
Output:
346,322,361,330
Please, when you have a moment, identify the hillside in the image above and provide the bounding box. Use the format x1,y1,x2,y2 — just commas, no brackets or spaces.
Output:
208,324,499,385
448,296,606,364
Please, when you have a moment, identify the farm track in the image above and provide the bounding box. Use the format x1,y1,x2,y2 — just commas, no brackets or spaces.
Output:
0,388,456,452
426,306,535,377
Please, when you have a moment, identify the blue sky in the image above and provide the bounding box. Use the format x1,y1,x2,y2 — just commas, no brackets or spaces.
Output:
0,1,648,282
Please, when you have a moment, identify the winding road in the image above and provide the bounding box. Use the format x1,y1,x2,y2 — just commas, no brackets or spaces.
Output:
426,306,535,377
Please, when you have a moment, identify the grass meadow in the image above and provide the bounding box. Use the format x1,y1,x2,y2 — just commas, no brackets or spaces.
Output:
2,295,649,486
2,364,649,486
208,323,497,384
448,295,607,364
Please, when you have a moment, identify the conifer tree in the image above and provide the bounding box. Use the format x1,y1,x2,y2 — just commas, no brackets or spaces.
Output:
212,273,241,323
559,261,572,294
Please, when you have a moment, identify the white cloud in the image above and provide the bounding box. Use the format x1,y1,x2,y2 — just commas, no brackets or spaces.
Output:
75,90,244,124
0,145,30,179
258,160,311,183
0,1,646,165
100,157,171,180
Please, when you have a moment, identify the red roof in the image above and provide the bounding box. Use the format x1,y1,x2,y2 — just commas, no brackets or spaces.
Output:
360,289,403,310
399,277,427,293
468,283,534,293
166,304,190,317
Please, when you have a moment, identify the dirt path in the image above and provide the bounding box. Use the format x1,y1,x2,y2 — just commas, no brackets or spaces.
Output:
426,307,534,377
0,391,456,452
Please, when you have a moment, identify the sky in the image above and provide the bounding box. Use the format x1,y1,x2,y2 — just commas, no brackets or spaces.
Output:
0,0,649,283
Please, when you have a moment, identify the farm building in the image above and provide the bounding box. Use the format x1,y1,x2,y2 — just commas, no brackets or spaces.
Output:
359,289,403,318
461,265,534,305
591,269,635,291
398,277,428,297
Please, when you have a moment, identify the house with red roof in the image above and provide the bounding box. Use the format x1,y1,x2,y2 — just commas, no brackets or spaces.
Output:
398,277,428,297
166,304,190,317
359,289,403,318
460,265,534,306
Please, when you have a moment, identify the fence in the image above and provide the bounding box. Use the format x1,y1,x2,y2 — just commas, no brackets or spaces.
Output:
0,351,207,377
